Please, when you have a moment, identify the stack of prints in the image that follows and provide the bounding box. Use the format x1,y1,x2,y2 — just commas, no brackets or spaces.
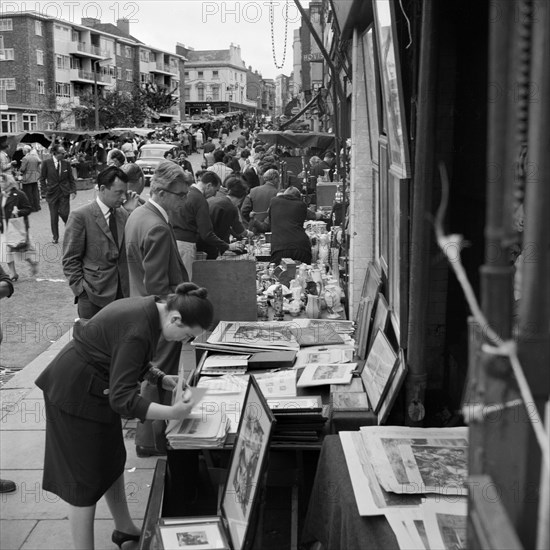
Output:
340,426,468,549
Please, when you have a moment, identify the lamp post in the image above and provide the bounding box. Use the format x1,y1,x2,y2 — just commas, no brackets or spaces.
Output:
93,57,113,130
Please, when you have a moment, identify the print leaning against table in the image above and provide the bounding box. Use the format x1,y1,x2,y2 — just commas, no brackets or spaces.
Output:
34,283,213,550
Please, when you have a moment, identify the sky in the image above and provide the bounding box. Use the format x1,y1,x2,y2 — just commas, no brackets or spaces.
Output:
3,0,310,79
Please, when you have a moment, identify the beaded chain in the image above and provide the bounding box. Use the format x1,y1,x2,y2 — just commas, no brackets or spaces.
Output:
270,0,289,70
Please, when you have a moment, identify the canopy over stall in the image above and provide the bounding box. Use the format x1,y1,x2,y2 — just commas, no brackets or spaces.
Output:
256,131,336,151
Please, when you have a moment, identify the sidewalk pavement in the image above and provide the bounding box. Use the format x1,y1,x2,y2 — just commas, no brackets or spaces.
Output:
0,331,196,550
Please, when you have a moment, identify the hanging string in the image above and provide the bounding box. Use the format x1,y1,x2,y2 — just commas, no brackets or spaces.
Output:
398,0,413,49
270,0,289,69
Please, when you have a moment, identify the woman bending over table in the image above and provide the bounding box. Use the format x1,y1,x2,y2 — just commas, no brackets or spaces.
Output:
35,283,213,550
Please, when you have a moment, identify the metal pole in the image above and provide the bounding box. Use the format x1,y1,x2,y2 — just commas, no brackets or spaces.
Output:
94,60,99,130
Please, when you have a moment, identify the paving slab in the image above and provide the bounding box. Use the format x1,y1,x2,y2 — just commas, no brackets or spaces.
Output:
0,469,69,520
0,520,37,550
0,397,46,430
0,430,45,469
20,518,126,550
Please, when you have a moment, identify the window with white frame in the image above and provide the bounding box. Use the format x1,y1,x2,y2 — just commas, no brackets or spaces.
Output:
37,50,44,65
126,69,133,81
70,57,81,70
55,82,70,97
22,113,37,131
116,43,121,56
212,70,219,79
35,20,42,35
0,19,13,31
1,112,17,133
140,72,148,84
0,48,14,61
56,54,70,70
184,86,190,101
125,46,132,58
72,30,79,42
197,84,204,101
212,85,220,100
38,79,45,94
0,78,16,90
117,67,122,80
140,49,149,62
198,70,203,78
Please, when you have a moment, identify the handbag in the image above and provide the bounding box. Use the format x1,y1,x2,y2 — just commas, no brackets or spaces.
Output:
5,216,29,251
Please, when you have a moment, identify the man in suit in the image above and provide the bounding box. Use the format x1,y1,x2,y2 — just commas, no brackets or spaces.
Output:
39,143,76,244
241,168,280,226
125,160,190,456
62,166,132,319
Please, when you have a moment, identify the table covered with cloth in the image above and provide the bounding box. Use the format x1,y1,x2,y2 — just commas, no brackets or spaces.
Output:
300,435,399,550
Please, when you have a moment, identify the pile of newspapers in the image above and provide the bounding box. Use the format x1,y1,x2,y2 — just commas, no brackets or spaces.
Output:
166,410,230,449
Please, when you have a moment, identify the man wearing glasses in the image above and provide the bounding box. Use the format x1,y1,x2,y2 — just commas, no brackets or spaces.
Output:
124,160,190,457
39,144,76,244
170,170,244,279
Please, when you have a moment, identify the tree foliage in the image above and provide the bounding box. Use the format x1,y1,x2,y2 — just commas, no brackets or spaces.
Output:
73,88,146,129
138,82,180,118
73,82,180,129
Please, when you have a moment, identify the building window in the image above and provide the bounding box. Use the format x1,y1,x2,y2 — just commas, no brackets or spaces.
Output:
36,50,44,65
211,86,220,101
184,86,190,101
22,113,37,131
0,19,13,31
35,20,42,35
0,48,14,61
184,71,189,78
126,69,133,81
116,43,121,56
70,57,81,70
56,55,70,69
197,85,204,101
140,50,149,62
198,70,203,78
72,30,79,42
55,82,71,97
1,113,17,133
38,79,45,94
0,78,16,90
212,70,219,79
125,46,132,58
117,67,122,80
140,72,149,84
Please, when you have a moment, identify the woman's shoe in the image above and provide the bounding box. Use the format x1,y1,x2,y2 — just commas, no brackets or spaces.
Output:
9,274,19,282
111,530,140,549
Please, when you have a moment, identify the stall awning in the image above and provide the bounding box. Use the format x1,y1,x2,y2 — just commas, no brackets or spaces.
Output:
256,130,336,150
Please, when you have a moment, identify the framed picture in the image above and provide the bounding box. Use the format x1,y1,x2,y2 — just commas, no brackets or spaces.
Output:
266,395,322,412
363,25,382,165
377,348,408,425
221,376,275,550
361,261,382,301
361,329,398,413
367,293,390,356
378,139,390,274
355,297,374,361
373,0,411,179
158,517,230,550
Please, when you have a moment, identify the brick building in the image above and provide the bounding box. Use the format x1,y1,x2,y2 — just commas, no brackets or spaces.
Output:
0,11,185,131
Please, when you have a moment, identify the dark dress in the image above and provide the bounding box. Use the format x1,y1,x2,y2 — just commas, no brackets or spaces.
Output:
35,296,161,506
254,194,316,265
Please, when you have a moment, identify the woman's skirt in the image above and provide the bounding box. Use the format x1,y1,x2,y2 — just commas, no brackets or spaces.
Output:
42,397,126,506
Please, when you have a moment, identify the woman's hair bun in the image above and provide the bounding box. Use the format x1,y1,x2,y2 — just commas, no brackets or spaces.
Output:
176,282,208,299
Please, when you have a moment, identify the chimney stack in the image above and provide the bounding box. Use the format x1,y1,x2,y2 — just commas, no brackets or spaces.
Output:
117,18,130,35
81,17,100,27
